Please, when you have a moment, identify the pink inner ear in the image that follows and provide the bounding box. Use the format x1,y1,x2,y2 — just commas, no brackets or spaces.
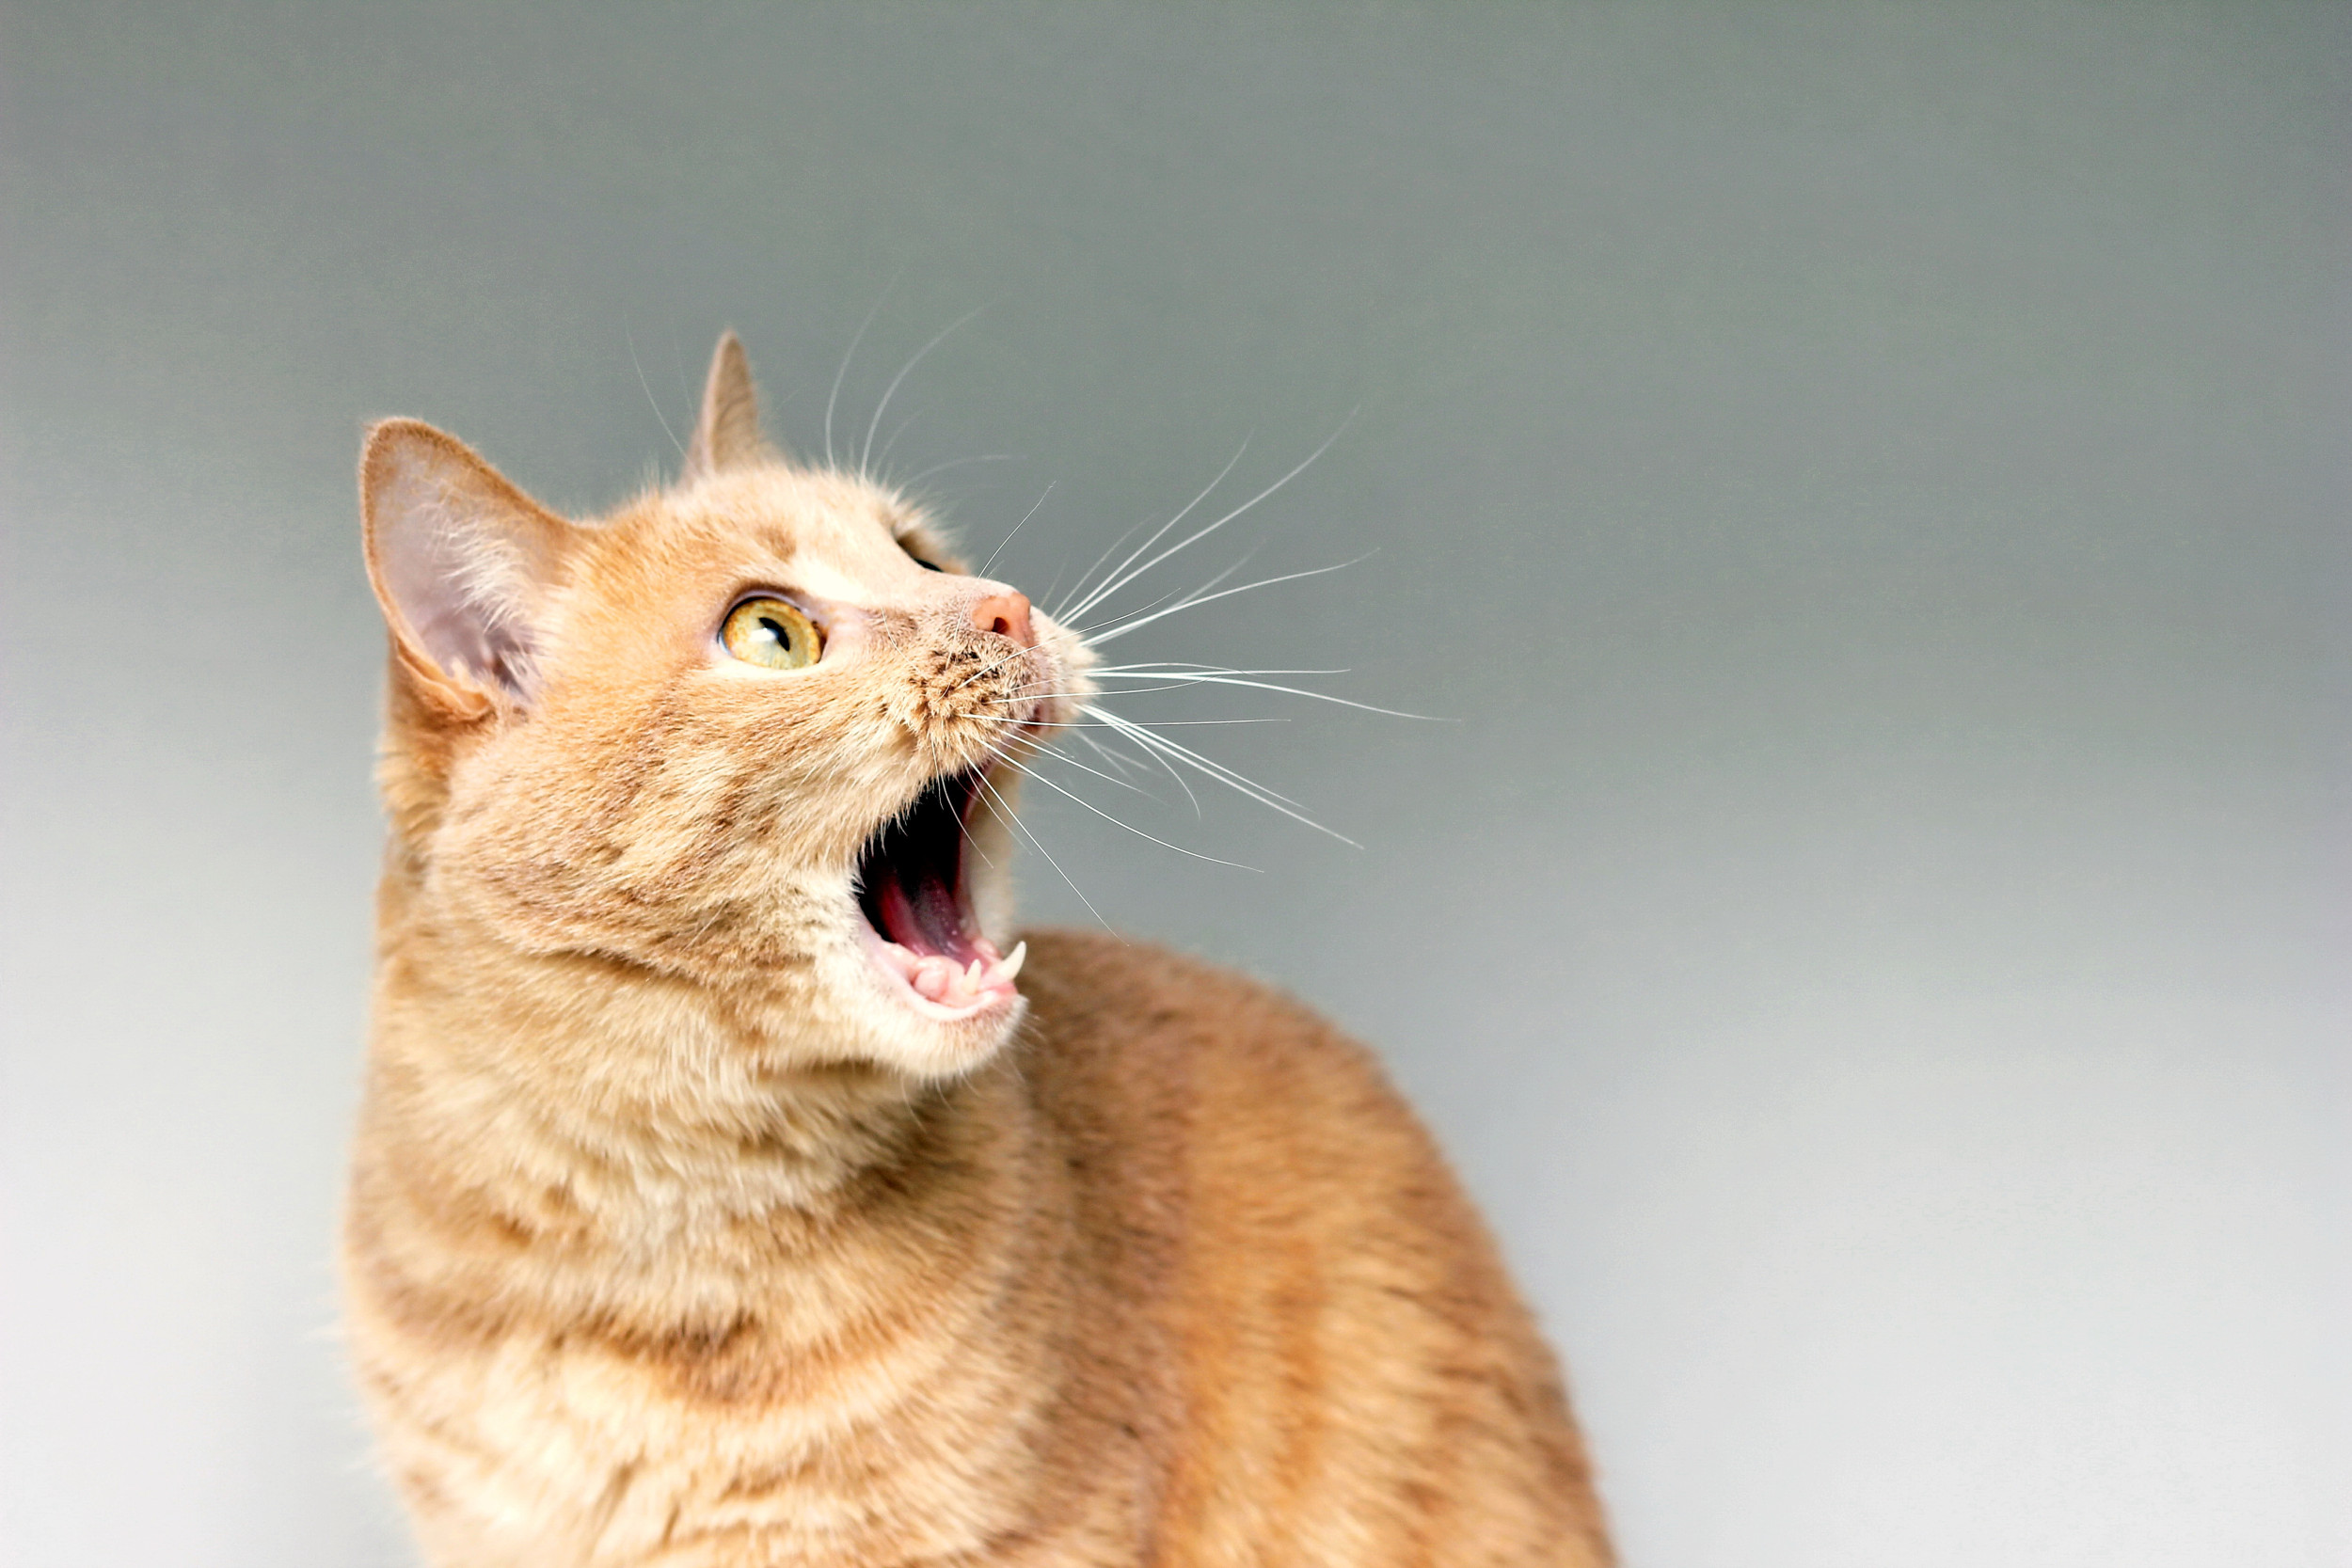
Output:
371,443,546,700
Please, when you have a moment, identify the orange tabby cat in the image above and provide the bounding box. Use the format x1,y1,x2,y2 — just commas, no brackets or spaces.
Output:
341,334,1613,1567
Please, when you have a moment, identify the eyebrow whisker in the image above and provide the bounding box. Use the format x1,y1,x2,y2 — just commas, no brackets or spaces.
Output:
861,305,987,476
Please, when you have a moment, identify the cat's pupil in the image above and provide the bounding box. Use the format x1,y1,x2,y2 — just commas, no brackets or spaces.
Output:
759,616,787,646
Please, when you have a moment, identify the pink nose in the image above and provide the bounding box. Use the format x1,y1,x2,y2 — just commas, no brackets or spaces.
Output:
971,592,1034,647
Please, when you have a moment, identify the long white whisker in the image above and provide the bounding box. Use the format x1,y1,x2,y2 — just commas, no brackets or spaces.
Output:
862,305,986,474
1074,731,1152,780
1088,664,1351,678
1102,672,1435,720
949,640,1044,692
1058,435,1252,621
873,413,920,476
986,683,1209,701
900,452,1022,491
1061,411,1355,624
1088,706,1311,810
977,772,1116,936
1086,711,1203,815
954,790,1001,873
1051,513,1162,623
996,757,1257,871
1089,706,1358,846
627,329,686,464
1064,546,1263,641
826,274,899,470
961,713,1287,729
1063,590,1189,646
1041,719,1206,816
1024,744,1153,798
1085,556,1374,648
978,483,1056,579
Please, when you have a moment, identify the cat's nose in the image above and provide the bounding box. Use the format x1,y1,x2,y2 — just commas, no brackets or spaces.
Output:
970,592,1034,648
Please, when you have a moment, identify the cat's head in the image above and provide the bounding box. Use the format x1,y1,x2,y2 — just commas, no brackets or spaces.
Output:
362,333,1089,1080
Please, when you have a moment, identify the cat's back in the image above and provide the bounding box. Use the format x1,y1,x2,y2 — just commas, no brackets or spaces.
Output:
1015,930,1613,1566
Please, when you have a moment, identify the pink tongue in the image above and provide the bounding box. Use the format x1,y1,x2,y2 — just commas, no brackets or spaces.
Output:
876,870,978,962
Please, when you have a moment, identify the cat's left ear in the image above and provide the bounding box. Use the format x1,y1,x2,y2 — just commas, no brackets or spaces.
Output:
360,419,578,714
681,329,777,483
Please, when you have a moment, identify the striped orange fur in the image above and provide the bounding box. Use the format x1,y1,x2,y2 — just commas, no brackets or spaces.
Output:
342,334,1613,1566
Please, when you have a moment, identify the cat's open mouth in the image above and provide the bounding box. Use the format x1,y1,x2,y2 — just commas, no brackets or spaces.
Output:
853,767,1025,1018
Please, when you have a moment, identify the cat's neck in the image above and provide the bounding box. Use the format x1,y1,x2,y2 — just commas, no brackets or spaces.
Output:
358,860,1042,1314
349,872,1082,1561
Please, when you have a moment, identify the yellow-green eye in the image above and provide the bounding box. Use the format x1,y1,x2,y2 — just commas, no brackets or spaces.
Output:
721,596,822,671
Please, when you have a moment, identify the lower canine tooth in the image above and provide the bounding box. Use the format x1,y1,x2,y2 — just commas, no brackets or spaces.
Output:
997,941,1027,984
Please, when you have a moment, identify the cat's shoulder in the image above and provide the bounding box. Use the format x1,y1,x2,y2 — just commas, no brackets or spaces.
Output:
1016,927,1347,1054
1011,927,1416,1138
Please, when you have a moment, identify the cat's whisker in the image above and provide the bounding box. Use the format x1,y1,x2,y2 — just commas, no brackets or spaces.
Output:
1056,435,1251,622
873,413,920,477
993,755,1256,871
976,771,1118,937
1089,669,1434,721
961,713,1285,729
977,482,1057,579
1051,511,1164,624
1084,555,1374,649
1074,730,1152,781
826,272,900,471
861,305,987,476
983,684,1198,702
948,642,1041,693
1064,544,1265,643
1086,705,1312,811
1089,663,1351,678
626,328,688,464
1071,734,1179,808
1080,712,1203,816
1062,582,1193,645
899,452,1022,492
1087,705,1359,846
1009,742,1154,799
1058,412,1354,626
953,796,1001,874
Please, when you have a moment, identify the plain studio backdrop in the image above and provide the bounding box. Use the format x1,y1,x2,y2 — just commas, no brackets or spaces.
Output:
2,4,2346,1564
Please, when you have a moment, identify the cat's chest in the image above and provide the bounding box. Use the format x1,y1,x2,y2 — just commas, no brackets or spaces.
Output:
394,1307,1118,1566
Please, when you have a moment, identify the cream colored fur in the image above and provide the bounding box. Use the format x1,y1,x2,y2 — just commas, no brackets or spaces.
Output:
342,334,1613,1566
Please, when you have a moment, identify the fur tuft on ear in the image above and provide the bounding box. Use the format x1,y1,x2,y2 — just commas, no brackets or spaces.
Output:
681,330,776,483
360,420,576,709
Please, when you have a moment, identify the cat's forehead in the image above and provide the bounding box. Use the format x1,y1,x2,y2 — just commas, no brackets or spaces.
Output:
620,466,914,553
583,465,944,591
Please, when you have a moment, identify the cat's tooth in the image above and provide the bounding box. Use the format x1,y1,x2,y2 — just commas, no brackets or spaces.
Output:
996,941,1027,984
912,959,953,1001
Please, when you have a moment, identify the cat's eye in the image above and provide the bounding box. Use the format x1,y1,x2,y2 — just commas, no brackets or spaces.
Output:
903,544,946,572
721,596,822,671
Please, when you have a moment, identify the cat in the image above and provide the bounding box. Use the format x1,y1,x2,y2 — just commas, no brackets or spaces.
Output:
341,332,1613,1567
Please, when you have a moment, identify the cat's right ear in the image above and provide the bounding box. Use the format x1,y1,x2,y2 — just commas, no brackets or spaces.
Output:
360,420,577,716
681,330,777,483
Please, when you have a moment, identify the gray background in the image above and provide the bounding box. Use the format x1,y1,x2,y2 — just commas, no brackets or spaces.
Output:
2,3,2345,1564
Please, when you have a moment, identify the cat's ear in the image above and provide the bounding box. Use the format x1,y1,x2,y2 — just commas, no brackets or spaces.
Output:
360,420,577,712
681,329,776,483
